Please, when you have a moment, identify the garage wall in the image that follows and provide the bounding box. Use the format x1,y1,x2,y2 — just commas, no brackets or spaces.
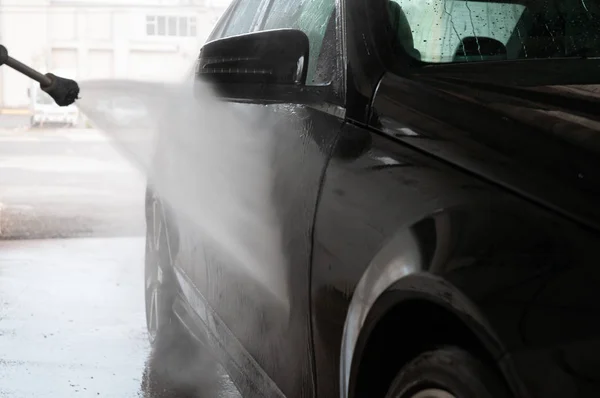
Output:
85,12,112,41
50,48,78,73
0,4,226,109
0,9,48,108
127,50,189,82
86,50,114,79
127,50,164,81
49,11,77,41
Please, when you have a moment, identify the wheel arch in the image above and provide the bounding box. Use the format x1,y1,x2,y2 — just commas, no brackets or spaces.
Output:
339,226,516,398
349,289,514,398
337,198,576,398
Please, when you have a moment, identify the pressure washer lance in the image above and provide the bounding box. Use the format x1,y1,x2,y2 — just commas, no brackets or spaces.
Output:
0,45,79,107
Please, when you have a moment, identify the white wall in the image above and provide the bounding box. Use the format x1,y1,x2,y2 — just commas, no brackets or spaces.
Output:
0,2,50,107
86,50,115,78
50,48,78,71
0,0,229,108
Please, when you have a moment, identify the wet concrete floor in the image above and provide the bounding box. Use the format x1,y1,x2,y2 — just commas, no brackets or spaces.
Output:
0,127,239,397
0,237,149,397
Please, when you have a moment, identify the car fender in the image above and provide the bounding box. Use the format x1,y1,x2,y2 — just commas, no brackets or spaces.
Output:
339,225,509,398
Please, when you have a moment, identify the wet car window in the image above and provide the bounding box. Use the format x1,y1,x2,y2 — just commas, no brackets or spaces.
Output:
217,0,336,84
221,0,263,37
386,0,600,63
262,0,336,82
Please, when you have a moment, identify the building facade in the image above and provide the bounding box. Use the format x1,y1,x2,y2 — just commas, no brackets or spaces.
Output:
0,0,230,109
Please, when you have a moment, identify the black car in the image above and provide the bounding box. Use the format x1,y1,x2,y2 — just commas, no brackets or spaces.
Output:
144,0,600,397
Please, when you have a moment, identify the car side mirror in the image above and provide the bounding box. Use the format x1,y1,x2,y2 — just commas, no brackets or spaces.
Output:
196,29,324,104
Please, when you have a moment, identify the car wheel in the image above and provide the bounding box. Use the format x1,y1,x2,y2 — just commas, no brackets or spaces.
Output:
385,347,511,398
145,196,176,343
143,194,218,397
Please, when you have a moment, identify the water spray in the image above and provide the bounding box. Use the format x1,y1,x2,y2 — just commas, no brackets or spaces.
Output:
0,44,80,107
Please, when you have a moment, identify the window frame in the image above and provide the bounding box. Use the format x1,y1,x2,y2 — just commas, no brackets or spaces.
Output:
145,14,198,38
146,15,157,36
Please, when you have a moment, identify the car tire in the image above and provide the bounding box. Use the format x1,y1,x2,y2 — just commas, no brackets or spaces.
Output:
144,193,176,344
143,194,218,397
384,347,511,398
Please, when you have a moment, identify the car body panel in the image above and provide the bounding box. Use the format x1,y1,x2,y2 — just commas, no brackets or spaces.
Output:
312,126,600,398
147,2,347,396
151,101,344,398
144,0,600,397
371,72,600,230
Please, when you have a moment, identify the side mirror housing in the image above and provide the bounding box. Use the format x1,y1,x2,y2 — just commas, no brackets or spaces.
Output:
196,29,325,104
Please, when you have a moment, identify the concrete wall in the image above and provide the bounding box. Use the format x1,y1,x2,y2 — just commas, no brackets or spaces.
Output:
0,1,50,108
0,0,229,109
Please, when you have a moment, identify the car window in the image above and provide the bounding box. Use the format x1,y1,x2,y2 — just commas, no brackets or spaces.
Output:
262,0,336,83
221,0,263,37
386,0,600,63
217,0,337,84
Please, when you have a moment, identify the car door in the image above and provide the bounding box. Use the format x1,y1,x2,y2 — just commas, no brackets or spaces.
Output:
173,1,347,397
311,1,600,397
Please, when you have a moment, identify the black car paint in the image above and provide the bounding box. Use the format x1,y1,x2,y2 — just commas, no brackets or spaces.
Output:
145,0,600,397
176,103,344,398
314,125,600,398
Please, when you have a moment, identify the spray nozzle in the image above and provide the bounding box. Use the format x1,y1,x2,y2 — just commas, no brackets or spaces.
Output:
0,44,80,107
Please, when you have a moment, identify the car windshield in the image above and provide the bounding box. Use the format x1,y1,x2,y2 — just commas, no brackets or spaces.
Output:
388,0,600,63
